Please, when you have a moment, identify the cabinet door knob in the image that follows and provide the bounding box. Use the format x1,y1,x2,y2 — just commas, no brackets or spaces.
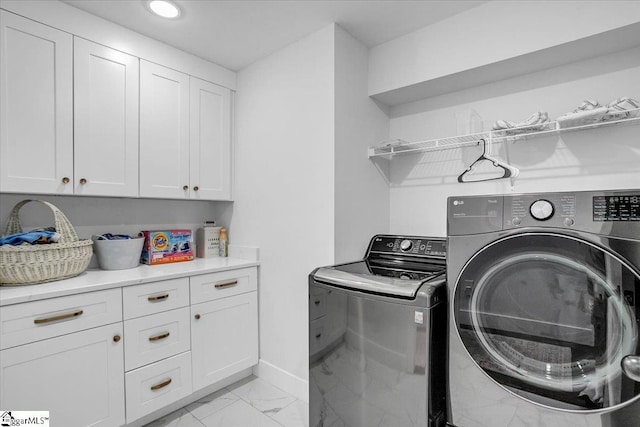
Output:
79,178,87,185
183,185,189,191
193,185,199,192
113,335,121,342
194,314,201,320
62,177,70,184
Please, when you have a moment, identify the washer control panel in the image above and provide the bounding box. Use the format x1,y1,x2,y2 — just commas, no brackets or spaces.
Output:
369,235,446,258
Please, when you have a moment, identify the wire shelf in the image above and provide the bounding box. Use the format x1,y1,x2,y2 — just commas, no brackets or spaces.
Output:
368,108,640,159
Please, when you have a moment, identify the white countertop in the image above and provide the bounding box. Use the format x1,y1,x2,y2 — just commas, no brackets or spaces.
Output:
0,257,259,306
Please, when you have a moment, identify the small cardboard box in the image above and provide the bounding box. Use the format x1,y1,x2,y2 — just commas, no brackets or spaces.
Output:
141,230,194,265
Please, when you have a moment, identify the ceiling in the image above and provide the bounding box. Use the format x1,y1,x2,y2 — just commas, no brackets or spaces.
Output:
62,0,486,71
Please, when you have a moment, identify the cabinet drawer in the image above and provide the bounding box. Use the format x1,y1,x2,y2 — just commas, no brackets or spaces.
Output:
309,318,326,356
190,267,257,304
124,307,191,371
309,291,327,320
125,351,192,423
0,288,122,350
122,278,189,319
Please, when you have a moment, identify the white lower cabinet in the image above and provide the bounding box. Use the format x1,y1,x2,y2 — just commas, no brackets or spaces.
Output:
191,291,258,391
123,280,193,424
0,323,125,427
0,265,258,426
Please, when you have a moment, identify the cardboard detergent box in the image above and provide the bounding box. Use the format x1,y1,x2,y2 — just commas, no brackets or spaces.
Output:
141,230,194,265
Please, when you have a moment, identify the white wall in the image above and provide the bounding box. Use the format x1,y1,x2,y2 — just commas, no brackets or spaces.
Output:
387,46,640,237
334,26,390,263
232,25,336,400
369,0,640,101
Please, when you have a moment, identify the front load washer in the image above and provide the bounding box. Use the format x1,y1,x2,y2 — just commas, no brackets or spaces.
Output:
446,190,640,427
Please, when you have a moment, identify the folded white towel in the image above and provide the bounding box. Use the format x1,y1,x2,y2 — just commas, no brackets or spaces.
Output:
492,111,550,132
604,96,640,120
556,96,639,128
574,99,601,112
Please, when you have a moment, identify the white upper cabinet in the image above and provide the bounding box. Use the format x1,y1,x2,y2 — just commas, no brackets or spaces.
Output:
139,60,191,199
190,77,232,200
74,37,139,197
1,8,233,200
0,11,73,194
140,61,233,200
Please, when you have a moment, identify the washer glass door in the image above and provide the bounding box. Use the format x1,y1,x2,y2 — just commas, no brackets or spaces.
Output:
454,233,640,411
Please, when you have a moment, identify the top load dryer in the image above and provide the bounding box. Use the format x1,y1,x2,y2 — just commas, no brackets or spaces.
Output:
446,190,640,427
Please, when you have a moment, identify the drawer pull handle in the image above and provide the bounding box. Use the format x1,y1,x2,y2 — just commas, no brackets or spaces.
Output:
34,309,84,324
148,294,169,302
195,314,201,320
150,378,172,391
315,333,322,339
113,335,121,343
149,332,170,342
314,300,321,305
215,280,238,289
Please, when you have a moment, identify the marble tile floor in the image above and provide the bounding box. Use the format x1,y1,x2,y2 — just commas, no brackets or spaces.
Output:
144,375,309,427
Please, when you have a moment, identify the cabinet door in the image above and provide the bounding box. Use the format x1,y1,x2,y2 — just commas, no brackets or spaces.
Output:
191,292,258,391
189,77,232,200
0,323,125,427
0,11,73,194
139,60,190,199
74,37,139,197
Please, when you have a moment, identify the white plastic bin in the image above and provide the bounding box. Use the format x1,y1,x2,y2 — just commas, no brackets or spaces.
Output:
92,236,144,270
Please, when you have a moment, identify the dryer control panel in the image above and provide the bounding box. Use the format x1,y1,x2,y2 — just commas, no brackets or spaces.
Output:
448,190,640,239
507,193,577,228
593,194,640,221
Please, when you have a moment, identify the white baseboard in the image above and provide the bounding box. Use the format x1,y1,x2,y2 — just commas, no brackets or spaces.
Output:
253,359,309,403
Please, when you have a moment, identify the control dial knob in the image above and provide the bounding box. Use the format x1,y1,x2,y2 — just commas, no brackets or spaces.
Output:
400,239,413,251
530,199,554,221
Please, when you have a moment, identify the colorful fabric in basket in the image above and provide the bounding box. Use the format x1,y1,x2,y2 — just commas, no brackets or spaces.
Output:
0,228,61,246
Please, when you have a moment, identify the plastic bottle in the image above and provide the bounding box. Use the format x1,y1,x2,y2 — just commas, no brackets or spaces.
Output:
218,228,228,257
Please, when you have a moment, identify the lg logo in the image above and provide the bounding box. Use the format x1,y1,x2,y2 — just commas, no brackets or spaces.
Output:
453,200,464,206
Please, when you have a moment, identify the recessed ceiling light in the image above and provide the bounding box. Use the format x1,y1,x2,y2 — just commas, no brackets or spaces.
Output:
148,0,181,19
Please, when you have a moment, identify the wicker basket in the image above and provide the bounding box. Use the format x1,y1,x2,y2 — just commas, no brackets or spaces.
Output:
0,200,93,285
